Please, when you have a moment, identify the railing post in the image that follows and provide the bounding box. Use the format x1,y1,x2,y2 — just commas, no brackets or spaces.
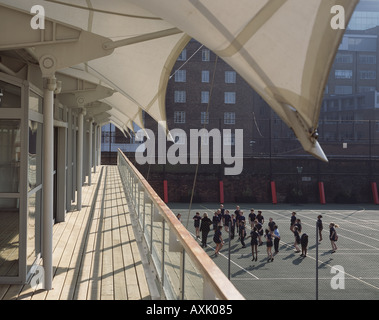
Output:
161,219,166,298
117,150,245,301
179,249,185,300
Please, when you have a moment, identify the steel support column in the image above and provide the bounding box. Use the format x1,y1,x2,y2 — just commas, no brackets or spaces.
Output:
42,76,57,290
76,108,86,210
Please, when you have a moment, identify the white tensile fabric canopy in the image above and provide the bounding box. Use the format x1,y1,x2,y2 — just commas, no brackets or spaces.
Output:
1,0,359,160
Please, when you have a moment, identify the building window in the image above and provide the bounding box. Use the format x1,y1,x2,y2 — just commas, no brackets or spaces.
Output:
174,111,186,124
225,71,236,83
201,91,209,104
359,55,376,65
200,112,209,124
202,49,210,61
202,70,209,83
178,49,187,61
358,86,376,93
175,70,186,82
224,112,235,124
174,91,186,103
335,70,353,79
335,53,353,64
360,70,376,80
224,92,236,104
335,86,353,95
223,132,235,145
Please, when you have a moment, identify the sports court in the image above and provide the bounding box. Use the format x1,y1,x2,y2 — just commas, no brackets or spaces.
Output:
170,202,379,300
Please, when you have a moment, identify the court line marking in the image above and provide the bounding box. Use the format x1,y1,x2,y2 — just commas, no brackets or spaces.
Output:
196,204,379,291
265,208,379,248
187,230,260,280
174,204,379,291
232,277,379,281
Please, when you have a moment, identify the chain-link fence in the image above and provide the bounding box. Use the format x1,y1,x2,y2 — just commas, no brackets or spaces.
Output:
172,203,379,300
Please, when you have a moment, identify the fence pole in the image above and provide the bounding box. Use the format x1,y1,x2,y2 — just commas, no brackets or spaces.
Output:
228,221,231,280
316,221,319,300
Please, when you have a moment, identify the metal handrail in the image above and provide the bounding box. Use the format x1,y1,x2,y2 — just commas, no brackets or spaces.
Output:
117,149,244,300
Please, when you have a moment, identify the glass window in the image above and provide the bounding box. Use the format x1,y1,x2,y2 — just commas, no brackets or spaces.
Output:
0,201,19,276
358,86,376,93
359,55,376,65
174,70,186,82
339,36,377,52
29,91,43,113
202,49,210,61
360,70,376,80
28,121,43,191
225,71,236,83
201,91,209,104
174,111,186,124
201,71,209,83
335,70,353,79
0,120,21,193
335,85,353,95
178,49,187,61
223,132,235,145
224,92,236,104
200,112,209,124
224,112,235,124
27,189,42,272
335,53,353,64
174,91,186,103
0,80,21,108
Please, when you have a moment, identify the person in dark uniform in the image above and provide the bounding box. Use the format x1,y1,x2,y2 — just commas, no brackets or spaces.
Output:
329,222,339,253
268,217,276,232
213,225,223,256
240,220,247,248
290,211,297,232
230,213,236,239
293,226,301,253
264,229,274,262
234,206,241,234
300,233,309,257
294,218,302,233
249,209,256,229
212,211,220,231
273,225,281,254
255,220,264,246
193,212,202,239
250,227,259,262
317,215,323,242
256,211,264,225
224,210,231,232
200,213,212,248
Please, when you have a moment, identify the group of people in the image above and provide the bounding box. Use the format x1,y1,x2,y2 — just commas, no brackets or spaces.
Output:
190,205,340,262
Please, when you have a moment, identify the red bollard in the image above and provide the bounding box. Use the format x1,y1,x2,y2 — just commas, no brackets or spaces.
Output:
271,181,277,204
318,182,326,204
219,181,224,204
371,182,379,205
163,180,168,203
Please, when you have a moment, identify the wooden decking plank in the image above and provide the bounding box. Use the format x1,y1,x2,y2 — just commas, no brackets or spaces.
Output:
74,168,105,300
1,166,151,301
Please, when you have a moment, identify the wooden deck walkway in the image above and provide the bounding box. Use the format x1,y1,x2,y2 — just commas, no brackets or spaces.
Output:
0,166,151,300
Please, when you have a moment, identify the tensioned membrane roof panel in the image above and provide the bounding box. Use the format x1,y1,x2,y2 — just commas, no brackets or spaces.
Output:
1,0,190,131
125,0,359,161
0,0,359,161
